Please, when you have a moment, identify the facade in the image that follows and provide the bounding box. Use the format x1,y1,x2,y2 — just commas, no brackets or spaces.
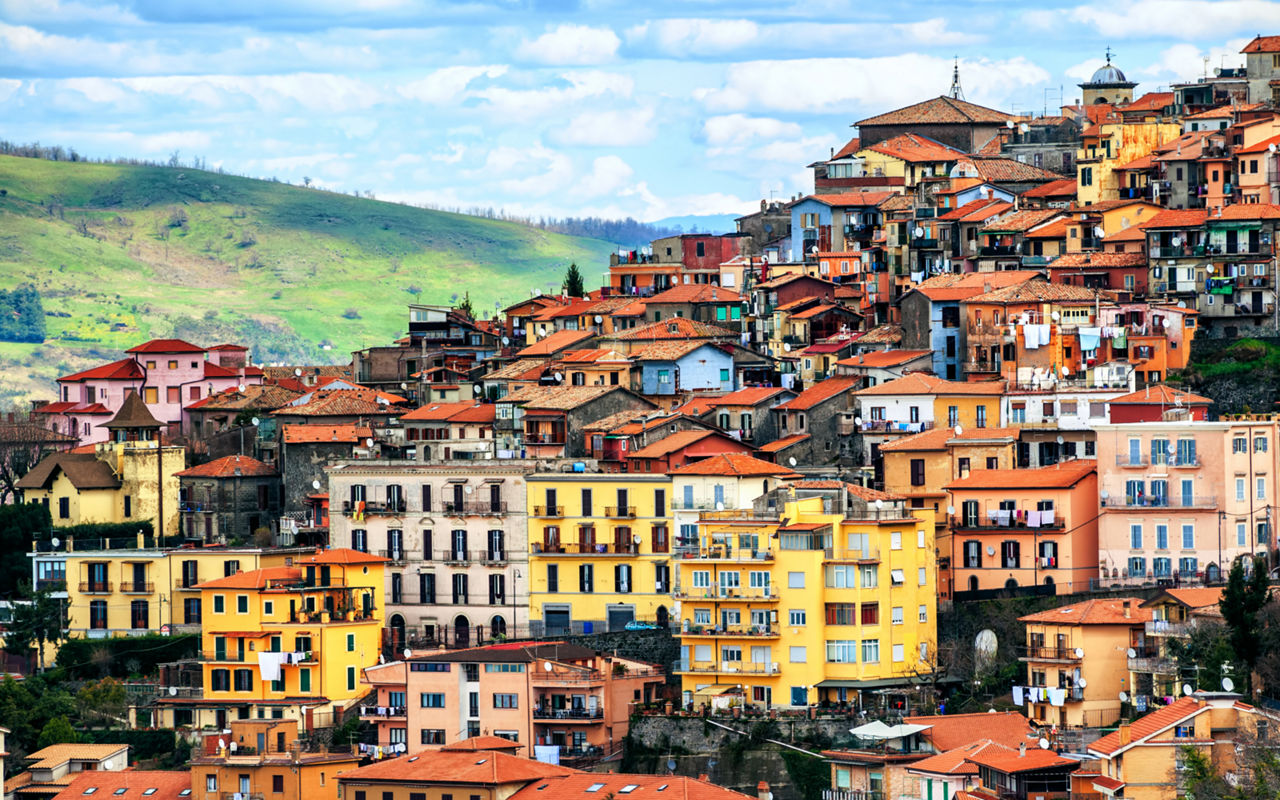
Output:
676,488,937,709
176,455,282,544
189,720,358,800
670,453,802,558
325,461,532,648
526,474,674,634
6,745,131,800
699,387,796,447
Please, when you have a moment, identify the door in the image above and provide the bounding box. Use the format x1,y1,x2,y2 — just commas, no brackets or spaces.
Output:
606,606,634,632
454,615,470,647
545,608,571,636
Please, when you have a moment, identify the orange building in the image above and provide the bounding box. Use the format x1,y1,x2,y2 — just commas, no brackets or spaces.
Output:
189,720,359,800
946,461,1100,597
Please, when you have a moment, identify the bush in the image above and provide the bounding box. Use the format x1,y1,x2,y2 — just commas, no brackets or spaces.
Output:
57,635,198,679
342,308,361,319
83,729,177,761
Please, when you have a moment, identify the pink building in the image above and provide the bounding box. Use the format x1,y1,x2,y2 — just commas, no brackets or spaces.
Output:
36,339,262,444
1095,416,1280,587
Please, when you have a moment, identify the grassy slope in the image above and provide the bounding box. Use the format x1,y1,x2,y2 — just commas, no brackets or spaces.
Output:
0,156,614,403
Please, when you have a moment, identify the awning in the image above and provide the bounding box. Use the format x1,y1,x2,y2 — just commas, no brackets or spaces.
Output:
1092,776,1125,796
849,721,931,739
692,684,742,697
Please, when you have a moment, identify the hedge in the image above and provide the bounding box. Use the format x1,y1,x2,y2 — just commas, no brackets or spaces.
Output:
56,635,199,679
84,728,177,761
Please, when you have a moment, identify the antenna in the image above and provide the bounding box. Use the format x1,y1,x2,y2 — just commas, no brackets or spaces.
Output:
949,56,965,100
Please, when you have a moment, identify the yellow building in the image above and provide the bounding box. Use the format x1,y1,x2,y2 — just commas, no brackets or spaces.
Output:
17,393,184,535
190,719,359,800
1077,121,1181,205
527,474,673,634
193,548,387,727
675,485,937,709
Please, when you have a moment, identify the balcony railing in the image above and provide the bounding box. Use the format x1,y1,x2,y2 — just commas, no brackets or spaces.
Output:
1146,619,1193,637
533,505,565,517
79,582,112,594
950,514,1064,532
359,705,407,718
606,506,637,518
533,708,604,721
678,661,781,675
1100,494,1218,509
1128,655,1178,674
1115,455,1149,467
980,245,1018,257
443,501,508,515
681,625,780,638
823,791,882,800
677,547,774,562
120,581,155,594
378,549,406,564
1018,646,1082,662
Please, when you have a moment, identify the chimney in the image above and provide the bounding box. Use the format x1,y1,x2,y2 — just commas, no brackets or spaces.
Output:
1019,742,1026,757
698,774,710,782
984,282,992,294
1118,724,1131,746
1123,600,1132,618
757,782,771,800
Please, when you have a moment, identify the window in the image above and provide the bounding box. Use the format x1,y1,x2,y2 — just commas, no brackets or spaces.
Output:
1130,524,1143,549
947,406,959,427
909,459,925,486
975,405,987,428
206,778,217,793
692,570,710,589
1182,524,1195,550
1239,522,1248,547
826,603,855,625
860,603,879,625
890,531,902,550
826,640,857,663
1257,436,1269,453
346,632,356,652
918,566,927,586
1234,437,1248,454
1156,524,1168,550
892,643,905,663
234,669,253,691
213,595,225,614
579,564,594,593
861,566,878,588
918,605,928,623
861,640,880,663
789,609,806,626
1238,478,1247,501
237,595,248,614
788,571,805,588
1260,477,1268,500
493,693,518,708
891,607,904,625
421,730,445,745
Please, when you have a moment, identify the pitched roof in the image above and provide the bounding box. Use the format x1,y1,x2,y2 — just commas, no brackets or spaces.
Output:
483,359,549,381
1048,252,1146,267
835,349,932,369
440,736,524,752
904,711,1038,750
967,157,1062,184
503,385,640,412
776,378,857,411
854,373,1004,397
833,136,861,159
336,749,574,785
800,191,897,208
968,278,1100,304
400,402,477,422
52,771,189,800
964,747,1077,774
195,565,301,590
558,348,629,364
857,96,1011,127
16,452,122,490
59,357,145,383
508,774,750,800
175,455,276,479
1018,597,1152,625
1142,208,1210,229
945,459,1095,490
305,547,390,565
1021,178,1078,199
669,453,801,478
450,404,496,423
866,133,966,164
632,341,718,361
272,393,398,418
907,741,1015,776
1088,696,1213,756
937,198,1012,222
878,426,1018,453
24,744,129,769
1242,35,1280,53
185,384,303,412
705,387,791,407
280,424,372,444
515,329,596,357
756,433,810,453
1108,384,1212,405
628,430,728,459
981,209,1065,233
1125,91,1175,112
1025,218,1069,239
1216,202,1280,220
856,324,902,344
1140,587,1223,610
607,318,736,341
126,338,204,354
910,270,1041,301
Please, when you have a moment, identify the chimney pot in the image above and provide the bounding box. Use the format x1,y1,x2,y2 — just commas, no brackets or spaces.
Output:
1118,724,1131,745
1019,742,1026,757
1123,600,1132,618
757,783,771,800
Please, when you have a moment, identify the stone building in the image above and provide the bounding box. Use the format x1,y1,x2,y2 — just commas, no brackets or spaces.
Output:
175,455,282,544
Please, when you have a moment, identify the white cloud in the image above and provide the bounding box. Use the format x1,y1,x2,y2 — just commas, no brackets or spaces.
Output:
481,144,574,197
571,155,634,198
625,17,978,58
552,106,656,147
116,73,383,113
261,152,348,171
476,70,633,120
750,134,841,164
516,24,620,65
396,65,508,104
0,0,141,24
625,18,760,57
1072,1,1280,39
377,153,423,168
702,114,803,150
1138,41,1247,80
695,55,1049,114
0,78,19,103
56,129,214,155
430,144,466,164
1064,57,1107,83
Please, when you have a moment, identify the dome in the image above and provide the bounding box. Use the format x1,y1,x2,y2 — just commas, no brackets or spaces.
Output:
1087,63,1131,85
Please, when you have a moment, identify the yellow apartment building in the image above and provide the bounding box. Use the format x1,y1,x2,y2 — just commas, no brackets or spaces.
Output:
1017,597,1150,728
675,486,937,709
527,474,674,634
189,719,359,800
192,548,387,728
1077,121,1182,205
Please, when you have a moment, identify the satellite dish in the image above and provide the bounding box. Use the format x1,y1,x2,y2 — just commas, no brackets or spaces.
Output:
169,686,178,696
251,416,260,427
715,501,725,511
1062,366,1070,377
633,534,642,544
553,372,563,383
312,479,321,490
1093,226,1104,238
473,385,483,395
238,384,247,393
1207,265,1215,274
1126,647,1137,658
365,438,374,447
294,368,302,377
986,546,996,556
1056,435,1064,445
874,499,884,510
464,485,474,494
400,382,407,390
1038,737,1050,749
954,425,962,436
1074,647,1084,658
1183,684,1193,696
50,536,60,548
667,759,677,771
810,245,819,254
1020,123,1030,134
1177,301,1187,308
913,226,926,238
783,343,791,352
1100,490,1109,499
1171,236,1182,247
216,741,225,753
946,506,956,515
1119,691,1129,702
594,315,603,323
1078,678,1088,688
543,662,554,672
501,336,510,346
229,742,237,752
1051,311,1061,322
1271,143,1278,154
788,457,798,467
1161,317,1170,328
403,648,412,659
1223,677,1235,692
854,416,863,426
1006,120,1015,129
707,759,718,769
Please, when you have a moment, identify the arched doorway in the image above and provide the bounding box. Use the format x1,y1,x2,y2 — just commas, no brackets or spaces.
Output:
656,605,669,628
1205,563,1221,583
389,614,406,652
1004,578,1018,592
491,615,507,639
1044,576,1054,587
968,576,979,592
453,615,470,647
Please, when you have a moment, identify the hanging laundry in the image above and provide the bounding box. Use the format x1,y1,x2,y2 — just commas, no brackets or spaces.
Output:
1028,510,1042,528
1049,688,1067,707
1023,325,1040,350
1113,327,1128,349
1036,324,1051,347
1042,509,1056,525
1013,686,1024,706
257,651,286,682
1078,327,1101,351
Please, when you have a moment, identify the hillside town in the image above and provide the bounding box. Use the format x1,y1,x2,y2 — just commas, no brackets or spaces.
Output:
13,37,1280,800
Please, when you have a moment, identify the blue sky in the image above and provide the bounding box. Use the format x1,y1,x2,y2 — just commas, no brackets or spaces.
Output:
0,1,1276,221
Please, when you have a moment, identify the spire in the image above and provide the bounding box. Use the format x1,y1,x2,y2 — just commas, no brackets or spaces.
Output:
1105,46,1114,65
949,56,965,101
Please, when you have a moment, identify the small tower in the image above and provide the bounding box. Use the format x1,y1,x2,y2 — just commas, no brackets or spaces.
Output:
104,389,162,443
949,56,965,101
1079,47,1137,105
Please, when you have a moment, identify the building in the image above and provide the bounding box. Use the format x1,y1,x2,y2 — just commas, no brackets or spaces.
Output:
1106,385,1212,423
397,642,663,760
1016,597,1151,727
18,392,185,536
193,548,387,729
962,745,1079,800
176,455,282,544
50,771,189,800
1241,35,1280,104
832,350,932,388
498,385,658,459
854,96,1013,154
1093,418,1280,587
676,488,937,710
1076,119,1183,206
325,461,532,649
188,720,358,800
526,474,674,634
632,342,736,396
1129,587,1224,706
5,745,129,800
1079,53,1138,106
334,747,574,800
1086,693,1262,800
945,461,1100,597
697,388,796,447
669,453,801,557
770,377,858,464
624,430,751,474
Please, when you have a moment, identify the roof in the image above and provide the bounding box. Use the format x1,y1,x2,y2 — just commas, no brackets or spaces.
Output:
1049,252,1146,268
1125,91,1174,112
904,711,1037,751
104,391,161,429
937,198,1013,223
16,453,121,491
24,744,129,769
964,747,1077,774
401,402,477,422
981,209,1065,234
968,279,1100,304
1242,35,1280,53
281,424,373,444
799,190,897,208
272,393,398,418
185,384,303,412
647,284,743,304
878,426,1018,453
607,318,736,341
413,641,603,664
857,324,902,344
705,387,790,407
1108,384,1212,405
835,349,932,369
483,359,550,382
515,329,596,357
450,404,496,423
833,136,861,159
337,749,575,786
668,453,802,478
857,96,1011,127
503,384,640,412
1142,208,1211,229
440,736,524,752
627,430,726,459
305,547,392,566
865,133,966,164
125,338,204,354
966,157,1062,184
508,775,750,800
775,378,857,411
632,341,718,361
1025,218,1069,239
1021,178,1077,199
195,565,300,590
1089,696,1212,756
58,357,145,383
1141,587,1224,610
945,459,1096,491
175,455,276,479
52,772,189,800
910,270,1041,302
1018,597,1152,625
855,373,1005,397
907,741,1015,776
756,433,810,453
558,349,629,364
1216,202,1280,220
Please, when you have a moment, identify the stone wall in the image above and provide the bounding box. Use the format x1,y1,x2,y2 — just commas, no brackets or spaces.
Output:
558,626,681,676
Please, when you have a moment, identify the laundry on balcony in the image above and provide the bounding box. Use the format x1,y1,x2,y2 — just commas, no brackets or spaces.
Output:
257,651,287,681
1078,326,1101,351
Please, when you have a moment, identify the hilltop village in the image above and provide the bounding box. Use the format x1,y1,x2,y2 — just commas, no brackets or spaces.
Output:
11,39,1280,800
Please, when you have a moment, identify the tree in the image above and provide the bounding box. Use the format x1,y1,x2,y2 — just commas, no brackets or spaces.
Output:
563,262,585,298
76,677,127,726
1221,556,1271,691
4,588,67,670
36,715,79,749
457,291,474,319
1166,620,1236,693
0,504,52,595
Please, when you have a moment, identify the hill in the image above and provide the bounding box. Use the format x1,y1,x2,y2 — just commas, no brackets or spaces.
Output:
648,213,740,234
0,155,615,404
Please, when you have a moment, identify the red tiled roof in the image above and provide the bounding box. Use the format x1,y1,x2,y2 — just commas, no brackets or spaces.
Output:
1026,218,1069,239
866,133,966,164
58,357,145,382
126,338,205,354
196,565,300,590
857,324,903,344
1022,179,1077,199
776,378,856,411
967,157,1062,184
1091,776,1125,792
401,402,476,421
878,426,1018,453
1242,35,1280,53
1103,227,1147,243
1124,92,1174,112
1047,252,1146,268
904,711,1037,751
1109,384,1212,405
936,198,1012,222
911,270,1041,301
628,430,723,459
668,453,802,478
833,136,861,159
981,209,1065,233
801,191,897,208
509,774,750,800
1089,697,1213,756
51,771,190,800
790,303,847,320
632,341,716,361
304,547,390,566
757,433,810,453
706,387,791,407
1019,596,1152,625
946,459,1095,490
855,373,1004,396
515,329,596,357
440,736,523,752
208,343,249,351
965,747,1077,774
559,349,628,364
969,278,1100,304
645,284,745,305
1114,153,1154,171
449,404,496,423
176,455,276,479
907,741,1015,776
337,749,575,786
1217,202,1280,220
280,424,372,444
1142,208,1210,229
834,349,932,369
273,393,398,418
857,96,1011,127
608,318,735,341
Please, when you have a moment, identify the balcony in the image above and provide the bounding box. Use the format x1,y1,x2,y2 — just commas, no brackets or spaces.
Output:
1018,646,1082,663
980,245,1018,257
853,420,935,434
950,514,1064,532
443,501,508,516
963,361,1002,374
120,581,155,594
1128,654,1178,674
1115,455,1149,468
1022,255,1053,266
79,582,113,594
524,433,567,446
1146,619,1193,637
378,550,406,564
359,705,407,719
824,791,882,800
606,506,637,518
681,625,781,638
1151,245,1193,258
36,579,67,592
361,501,407,516
677,661,781,675
1100,494,1217,509
911,237,939,248
535,542,639,556
221,794,265,800
533,505,565,517
533,708,605,721
824,547,882,563
677,547,774,563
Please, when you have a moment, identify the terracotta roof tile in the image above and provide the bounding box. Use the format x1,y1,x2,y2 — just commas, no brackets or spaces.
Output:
558,349,629,364
1026,218,1069,239
483,359,550,381
856,324,902,344
16,452,121,491
911,271,1041,301
280,424,373,444
878,426,1018,453
706,387,791,407
1089,696,1220,756
835,350,932,369
981,209,1066,234
964,748,1076,774
503,385,641,412
936,198,1012,222
632,341,716,361
606,318,735,341
1140,587,1223,610
969,278,1100,304
648,285,741,305
776,378,856,411
756,433,810,453
865,133,966,164
1143,208,1211,229
337,749,574,786
855,373,1005,397
401,402,477,422
1124,92,1175,112
1021,179,1077,199
800,191,898,208
1109,384,1212,405
1242,35,1280,53
1216,202,1280,220
669,453,802,478
515,329,596,357
966,157,1062,184
24,744,129,769
175,455,276,479
185,384,303,412
440,736,523,752
125,338,205,354
627,430,724,459
904,711,1038,751
509,774,751,800
945,459,1095,490
58,357,146,383
1047,252,1145,268
195,565,300,590
1018,596,1152,625
857,96,1012,127
907,741,1015,776
272,393,399,418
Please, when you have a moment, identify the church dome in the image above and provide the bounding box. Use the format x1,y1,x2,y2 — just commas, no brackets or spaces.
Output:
1088,63,1129,84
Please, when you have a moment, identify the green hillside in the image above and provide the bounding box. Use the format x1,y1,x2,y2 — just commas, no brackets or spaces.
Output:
0,155,615,404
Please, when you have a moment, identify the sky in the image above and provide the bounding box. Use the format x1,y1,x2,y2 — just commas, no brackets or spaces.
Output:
0,1,1276,222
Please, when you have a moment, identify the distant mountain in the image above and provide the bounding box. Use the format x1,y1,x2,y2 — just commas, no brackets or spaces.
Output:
647,213,741,235
0,154,614,404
